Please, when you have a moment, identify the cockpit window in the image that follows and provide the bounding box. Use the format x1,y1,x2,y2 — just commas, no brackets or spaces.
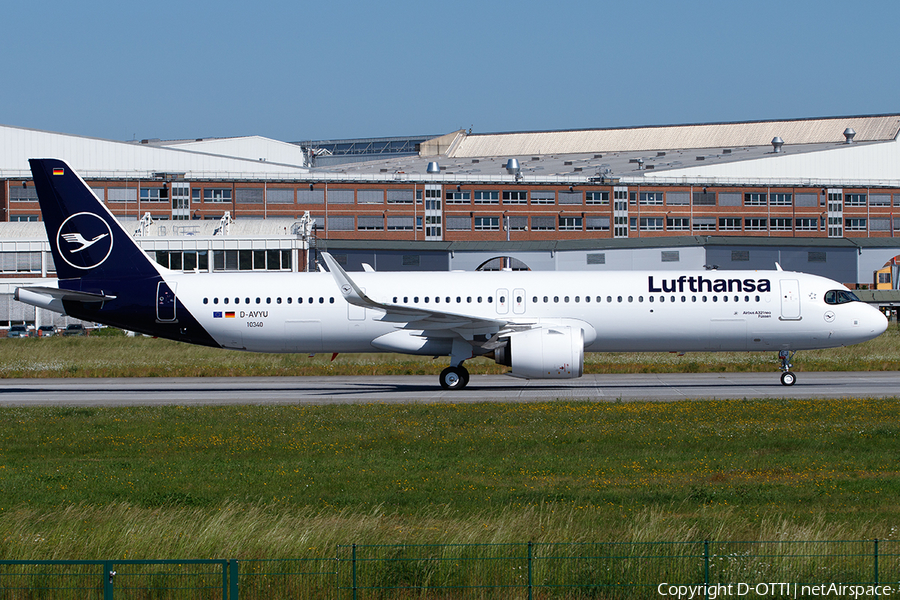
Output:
824,290,860,305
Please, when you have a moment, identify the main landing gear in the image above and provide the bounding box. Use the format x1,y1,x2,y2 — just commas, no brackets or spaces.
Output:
439,365,470,390
778,350,796,386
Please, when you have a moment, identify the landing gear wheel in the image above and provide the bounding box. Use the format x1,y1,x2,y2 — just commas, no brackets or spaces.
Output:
440,366,469,390
780,371,796,386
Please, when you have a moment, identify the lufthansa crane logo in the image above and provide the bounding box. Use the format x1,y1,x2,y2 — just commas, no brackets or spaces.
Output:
56,212,114,270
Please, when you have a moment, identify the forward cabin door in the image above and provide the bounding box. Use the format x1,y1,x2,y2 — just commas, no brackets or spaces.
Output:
780,279,801,320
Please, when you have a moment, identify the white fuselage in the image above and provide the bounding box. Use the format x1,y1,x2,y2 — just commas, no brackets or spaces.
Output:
170,269,886,355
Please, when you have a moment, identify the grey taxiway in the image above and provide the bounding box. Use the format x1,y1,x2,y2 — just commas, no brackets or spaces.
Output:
0,372,897,406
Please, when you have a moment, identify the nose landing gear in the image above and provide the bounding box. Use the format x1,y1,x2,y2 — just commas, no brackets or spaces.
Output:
778,350,796,386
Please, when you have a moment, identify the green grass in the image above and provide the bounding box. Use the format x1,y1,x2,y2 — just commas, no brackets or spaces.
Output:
0,328,898,592
0,399,898,562
1,323,900,377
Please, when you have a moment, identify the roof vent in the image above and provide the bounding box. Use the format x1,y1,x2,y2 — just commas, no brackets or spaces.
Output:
771,137,784,153
843,128,856,144
426,162,440,174
505,158,522,181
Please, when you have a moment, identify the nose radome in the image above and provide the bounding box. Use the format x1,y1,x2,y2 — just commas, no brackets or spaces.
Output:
872,307,889,335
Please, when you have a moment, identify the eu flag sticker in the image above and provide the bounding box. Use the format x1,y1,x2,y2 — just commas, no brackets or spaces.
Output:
213,311,222,318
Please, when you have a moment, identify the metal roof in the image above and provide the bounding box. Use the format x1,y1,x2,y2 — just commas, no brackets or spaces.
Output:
0,125,309,180
437,115,900,158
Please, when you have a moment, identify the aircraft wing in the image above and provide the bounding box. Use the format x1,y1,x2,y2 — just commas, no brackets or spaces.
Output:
320,252,532,342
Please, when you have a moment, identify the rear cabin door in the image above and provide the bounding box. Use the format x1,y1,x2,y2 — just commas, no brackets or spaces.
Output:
156,281,177,322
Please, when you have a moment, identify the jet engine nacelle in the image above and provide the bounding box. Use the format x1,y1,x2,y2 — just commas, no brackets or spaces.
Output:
493,326,584,379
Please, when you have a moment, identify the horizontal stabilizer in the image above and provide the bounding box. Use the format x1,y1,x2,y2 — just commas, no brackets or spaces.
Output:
15,286,117,303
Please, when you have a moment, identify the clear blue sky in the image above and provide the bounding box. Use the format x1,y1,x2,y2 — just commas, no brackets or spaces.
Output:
4,0,898,142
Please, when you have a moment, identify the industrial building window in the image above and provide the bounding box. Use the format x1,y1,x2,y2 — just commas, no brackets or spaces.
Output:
808,252,826,263
558,191,582,205
357,216,384,231
666,192,690,205
795,193,818,207
744,193,767,206
731,251,750,262
770,218,792,231
445,216,471,231
744,218,767,231
587,253,606,265
845,194,867,206
203,189,232,203
795,218,818,231
141,188,168,202
502,190,528,204
9,187,38,202
156,250,209,272
639,217,664,231
507,216,528,230
424,215,441,238
531,191,555,205
585,191,609,205
328,190,355,204
719,217,741,231
236,188,263,204
692,192,716,205
388,190,415,204
10,215,38,222
108,188,137,202
358,190,384,204
328,216,354,231
845,218,866,231
0,252,42,272
558,217,583,231
531,216,556,231
770,193,792,205
870,218,890,232
640,192,664,205
266,189,294,204
585,216,610,231
445,191,470,204
474,216,500,231
474,191,499,204
870,194,891,206
387,216,415,230
666,217,689,231
692,217,716,231
297,189,324,204
661,251,680,262
717,192,741,207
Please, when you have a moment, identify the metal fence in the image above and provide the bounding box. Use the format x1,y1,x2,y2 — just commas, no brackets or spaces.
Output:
0,540,897,599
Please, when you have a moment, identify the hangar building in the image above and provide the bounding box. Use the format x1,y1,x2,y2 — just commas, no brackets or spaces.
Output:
2,115,900,328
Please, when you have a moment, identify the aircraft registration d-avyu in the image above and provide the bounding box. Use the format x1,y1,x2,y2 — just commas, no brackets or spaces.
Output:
16,159,888,389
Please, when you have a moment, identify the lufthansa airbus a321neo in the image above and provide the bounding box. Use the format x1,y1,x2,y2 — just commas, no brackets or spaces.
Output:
15,158,888,389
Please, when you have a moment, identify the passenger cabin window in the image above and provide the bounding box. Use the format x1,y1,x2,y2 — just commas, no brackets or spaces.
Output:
824,290,859,305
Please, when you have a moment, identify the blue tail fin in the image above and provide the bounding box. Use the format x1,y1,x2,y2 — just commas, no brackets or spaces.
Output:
26,158,219,347
29,158,162,283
